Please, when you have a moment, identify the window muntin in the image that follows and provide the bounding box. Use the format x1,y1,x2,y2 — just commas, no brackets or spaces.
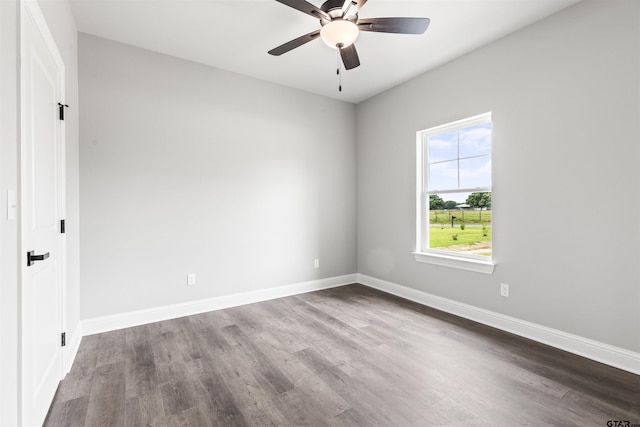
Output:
417,113,492,262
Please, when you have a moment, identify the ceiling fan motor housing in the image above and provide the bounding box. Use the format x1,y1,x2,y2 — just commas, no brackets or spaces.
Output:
320,0,358,24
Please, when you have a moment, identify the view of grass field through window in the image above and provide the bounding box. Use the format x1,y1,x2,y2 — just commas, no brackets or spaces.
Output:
429,194,492,256
423,114,492,257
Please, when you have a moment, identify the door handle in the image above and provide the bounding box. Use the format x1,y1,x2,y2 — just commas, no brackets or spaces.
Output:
27,250,50,267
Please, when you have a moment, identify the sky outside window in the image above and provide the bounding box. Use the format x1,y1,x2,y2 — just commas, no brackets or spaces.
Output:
428,122,492,198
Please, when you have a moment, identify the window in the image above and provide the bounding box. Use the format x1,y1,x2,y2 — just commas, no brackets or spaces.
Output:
415,112,494,274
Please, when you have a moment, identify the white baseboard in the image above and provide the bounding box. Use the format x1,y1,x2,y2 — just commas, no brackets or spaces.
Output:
357,274,640,375
82,274,358,336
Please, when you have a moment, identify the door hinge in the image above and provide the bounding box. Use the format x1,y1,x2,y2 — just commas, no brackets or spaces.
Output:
61,332,66,347
60,219,65,234
58,103,69,121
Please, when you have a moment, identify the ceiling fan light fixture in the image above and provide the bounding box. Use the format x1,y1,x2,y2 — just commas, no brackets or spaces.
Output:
320,20,359,49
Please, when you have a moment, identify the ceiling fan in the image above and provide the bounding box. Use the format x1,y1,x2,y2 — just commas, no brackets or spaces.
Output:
268,0,430,70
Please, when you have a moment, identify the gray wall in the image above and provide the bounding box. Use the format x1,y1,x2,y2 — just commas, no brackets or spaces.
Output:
79,34,357,319
356,0,640,352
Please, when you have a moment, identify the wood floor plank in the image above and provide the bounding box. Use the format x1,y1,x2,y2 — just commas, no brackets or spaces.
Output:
83,362,126,427
335,349,444,423
291,295,383,350
296,290,371,329
221,324,295,395
250,330,316,386
225,374,290,426
189,308,236,330
163,405,210,427
124,391,166,427
271,373,351,426
294,347,413,426
330,408,369,426
278,297,371,365
95,329,128,368
125,338,158,398
256,317,310,354
46,284,640,426
187,356,249,426
43,395,89,427
420,396,489,426
160,378,200,417
224,300,288,336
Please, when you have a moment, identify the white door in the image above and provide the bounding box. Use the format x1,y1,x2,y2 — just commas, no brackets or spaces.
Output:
21,1,66,425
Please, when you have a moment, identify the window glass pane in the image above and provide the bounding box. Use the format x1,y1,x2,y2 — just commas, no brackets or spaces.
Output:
428,131,457,163
428,191,491,257
459,123,491,159
459,156,491,189
428,160,458,191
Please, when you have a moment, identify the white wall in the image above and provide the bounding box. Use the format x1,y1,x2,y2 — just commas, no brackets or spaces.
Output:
78,34,357,319
356,0,640,353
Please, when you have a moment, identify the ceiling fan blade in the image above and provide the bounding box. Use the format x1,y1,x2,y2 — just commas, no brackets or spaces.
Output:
339,44,360,70
358,17,430,34
268,29,321,56
275,0,330,21
341,0,367,16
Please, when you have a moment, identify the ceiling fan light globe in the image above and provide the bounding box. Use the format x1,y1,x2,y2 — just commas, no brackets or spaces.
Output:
320,20,359,49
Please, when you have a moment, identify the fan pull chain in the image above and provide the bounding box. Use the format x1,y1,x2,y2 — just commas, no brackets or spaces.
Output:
336,49,342,92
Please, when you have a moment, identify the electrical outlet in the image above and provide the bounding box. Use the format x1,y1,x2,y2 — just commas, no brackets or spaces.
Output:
500,283,509,297
187,273,196,286
314,259,320,269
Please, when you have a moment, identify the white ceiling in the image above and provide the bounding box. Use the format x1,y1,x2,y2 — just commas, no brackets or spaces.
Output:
69,0,582,104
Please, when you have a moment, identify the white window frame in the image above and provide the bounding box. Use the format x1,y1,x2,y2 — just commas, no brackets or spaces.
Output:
414,112,495,274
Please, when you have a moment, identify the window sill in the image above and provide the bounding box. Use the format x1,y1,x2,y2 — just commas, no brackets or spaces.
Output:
413,251,495,274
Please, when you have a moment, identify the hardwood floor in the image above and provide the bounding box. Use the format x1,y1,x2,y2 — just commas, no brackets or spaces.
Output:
45,284,640,426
